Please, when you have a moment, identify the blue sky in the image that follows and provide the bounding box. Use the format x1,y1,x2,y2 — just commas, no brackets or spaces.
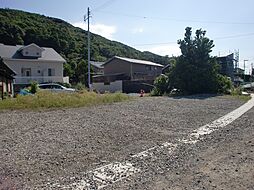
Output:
1,0,254,72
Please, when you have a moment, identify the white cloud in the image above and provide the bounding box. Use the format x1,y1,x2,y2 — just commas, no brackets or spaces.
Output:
131,27,144,34
138,44,181,57
72,22,117,40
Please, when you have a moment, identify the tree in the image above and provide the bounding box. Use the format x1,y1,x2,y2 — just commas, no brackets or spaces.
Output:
74,60,88,85
168,27,225,94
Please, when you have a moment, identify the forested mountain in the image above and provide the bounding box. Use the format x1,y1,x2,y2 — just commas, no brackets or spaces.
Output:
0,8,171,83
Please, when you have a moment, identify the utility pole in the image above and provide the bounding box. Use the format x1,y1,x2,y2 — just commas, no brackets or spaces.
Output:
251,63,253,76
84,7,91,90
244,59,248,82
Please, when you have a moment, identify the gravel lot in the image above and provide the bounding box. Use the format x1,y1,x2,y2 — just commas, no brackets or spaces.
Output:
0,95,248,189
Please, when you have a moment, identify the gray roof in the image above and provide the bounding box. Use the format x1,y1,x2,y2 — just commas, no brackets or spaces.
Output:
0,44,65,62
0,60,16,76
103,56,164,67
90,61,104,69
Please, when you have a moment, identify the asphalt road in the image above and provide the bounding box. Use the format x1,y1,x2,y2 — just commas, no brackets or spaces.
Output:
0,95,253,190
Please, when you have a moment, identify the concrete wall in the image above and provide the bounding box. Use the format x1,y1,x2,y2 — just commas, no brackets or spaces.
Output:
123,80,154,93
93,81,122,93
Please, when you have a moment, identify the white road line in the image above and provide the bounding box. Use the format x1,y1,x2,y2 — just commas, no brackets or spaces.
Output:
50,94,254,190
131,142,177,159
181,94,254,144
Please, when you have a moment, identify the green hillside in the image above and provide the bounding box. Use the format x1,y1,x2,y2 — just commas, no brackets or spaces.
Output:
0,8,170,83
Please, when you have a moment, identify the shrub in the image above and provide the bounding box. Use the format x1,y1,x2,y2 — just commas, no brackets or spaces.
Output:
231,87,243,96
150,87,161,96
30,81,38,94
151,75,170,96
217,75,232,94
75,82,86,91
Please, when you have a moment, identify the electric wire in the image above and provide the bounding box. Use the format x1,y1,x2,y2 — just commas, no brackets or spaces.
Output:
96,10,254,25
93,0,117,12
133,33,254,46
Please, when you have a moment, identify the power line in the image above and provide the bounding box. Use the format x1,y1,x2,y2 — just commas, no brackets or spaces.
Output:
133,41,176,46
93,0,117,12
133,32,254,46
214,33,254,40
96,10,254,25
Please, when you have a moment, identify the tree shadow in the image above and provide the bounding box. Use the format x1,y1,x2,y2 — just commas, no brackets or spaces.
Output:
171,94,222,100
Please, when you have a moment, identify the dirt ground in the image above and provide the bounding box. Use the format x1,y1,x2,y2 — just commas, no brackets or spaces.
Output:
0,95,252,189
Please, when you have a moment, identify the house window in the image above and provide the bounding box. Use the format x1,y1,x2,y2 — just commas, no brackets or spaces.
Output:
21,68,31,77
48,68,55,76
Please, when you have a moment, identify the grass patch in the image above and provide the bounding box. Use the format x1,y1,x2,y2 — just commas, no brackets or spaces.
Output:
0,90,131,110
228,94,251,102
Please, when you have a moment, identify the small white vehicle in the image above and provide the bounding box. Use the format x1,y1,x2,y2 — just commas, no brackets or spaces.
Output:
38,83,75,93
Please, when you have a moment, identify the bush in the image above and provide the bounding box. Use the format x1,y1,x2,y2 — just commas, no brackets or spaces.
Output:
150,87,161,96
231,87,243,96
30,81,38,94
151,75,170,96
75,82,87,91
217,75,232,94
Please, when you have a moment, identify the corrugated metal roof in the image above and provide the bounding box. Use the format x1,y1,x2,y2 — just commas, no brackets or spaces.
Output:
103,56,164,67
90,61,104,69
0,44,65,62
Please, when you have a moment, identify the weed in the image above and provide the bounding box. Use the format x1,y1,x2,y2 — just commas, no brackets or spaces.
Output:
0,91,131,110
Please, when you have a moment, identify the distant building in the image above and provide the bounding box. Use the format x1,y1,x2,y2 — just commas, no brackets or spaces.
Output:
90,61,104,75
234,67,244,75
0,43,68,88
217,53,235,80
93,56,163,93
102,56,163,80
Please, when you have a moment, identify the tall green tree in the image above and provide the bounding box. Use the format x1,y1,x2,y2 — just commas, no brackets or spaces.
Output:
169,27,222,94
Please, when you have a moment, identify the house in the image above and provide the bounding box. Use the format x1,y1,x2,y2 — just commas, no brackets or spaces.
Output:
103,56,163,80
0,43,68,89
234,67,244,75
0,58,16,99
93,56,163,93
90,61,104,75
217,53,235,80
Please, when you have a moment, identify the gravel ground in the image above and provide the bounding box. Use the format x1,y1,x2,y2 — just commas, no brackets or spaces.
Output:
112,100,254,190
0,95,246,189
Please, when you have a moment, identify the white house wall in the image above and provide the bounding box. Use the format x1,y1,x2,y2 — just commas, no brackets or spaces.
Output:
4,59,64,84
21,45,42,57
93,81,122,93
